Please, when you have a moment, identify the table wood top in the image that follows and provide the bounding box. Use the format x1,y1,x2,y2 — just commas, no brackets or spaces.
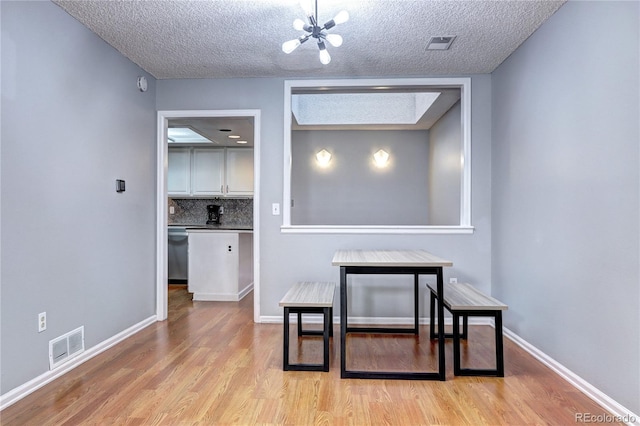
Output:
332,249,453,267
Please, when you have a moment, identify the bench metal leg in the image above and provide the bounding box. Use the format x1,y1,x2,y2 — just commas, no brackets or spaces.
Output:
283,307,291,371
453,312,461,375
323,306,330,372
283,306,331,372
453,310,504,377
430,289,466,340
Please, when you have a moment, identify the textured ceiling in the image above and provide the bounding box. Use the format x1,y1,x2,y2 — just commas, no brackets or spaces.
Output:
53,0,566,80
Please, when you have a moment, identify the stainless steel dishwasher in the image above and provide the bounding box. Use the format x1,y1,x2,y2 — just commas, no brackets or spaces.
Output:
168,227,188,284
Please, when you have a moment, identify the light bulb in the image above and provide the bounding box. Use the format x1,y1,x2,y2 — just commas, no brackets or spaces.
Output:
316,149,332,166
300,0,314,17
373,149,390,168
325,33,343,47
282,38,301,54
333,10,349,25
318,43,331,65
293,18,306,31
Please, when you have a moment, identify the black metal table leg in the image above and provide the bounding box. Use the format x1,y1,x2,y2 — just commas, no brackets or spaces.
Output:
340,266,347,378
436,268,446,380
340,265,446,380
495,311,504,377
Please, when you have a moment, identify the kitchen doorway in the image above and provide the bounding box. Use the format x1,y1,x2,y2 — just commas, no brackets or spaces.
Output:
156,109,261,322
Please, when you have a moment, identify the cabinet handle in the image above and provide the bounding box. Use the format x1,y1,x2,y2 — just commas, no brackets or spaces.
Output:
220,185,223,193
226,185,229,193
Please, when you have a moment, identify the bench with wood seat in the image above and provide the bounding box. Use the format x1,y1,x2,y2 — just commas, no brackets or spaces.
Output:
427,282,508,377
279,281,336,372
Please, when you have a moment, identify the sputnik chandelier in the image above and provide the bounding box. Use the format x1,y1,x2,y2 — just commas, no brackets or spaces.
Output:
282,0,349,65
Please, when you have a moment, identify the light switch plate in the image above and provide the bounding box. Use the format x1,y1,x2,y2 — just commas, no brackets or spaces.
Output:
272,203,280,215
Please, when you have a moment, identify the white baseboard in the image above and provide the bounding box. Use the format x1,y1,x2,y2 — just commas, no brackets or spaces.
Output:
0,315,157,411
238,283,253,300
502,327,639,426
193,284,253,302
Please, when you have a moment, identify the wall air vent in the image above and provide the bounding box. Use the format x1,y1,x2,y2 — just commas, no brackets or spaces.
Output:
49,326,85,370
426,36,456,50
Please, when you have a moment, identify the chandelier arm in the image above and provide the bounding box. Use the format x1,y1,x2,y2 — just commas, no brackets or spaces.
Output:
322,20,336,31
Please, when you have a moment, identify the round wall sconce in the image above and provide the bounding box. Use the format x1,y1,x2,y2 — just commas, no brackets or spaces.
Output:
373,149,390,168
316,149,332,167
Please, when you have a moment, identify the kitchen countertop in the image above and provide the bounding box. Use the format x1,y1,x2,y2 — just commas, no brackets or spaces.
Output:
169,224,253,232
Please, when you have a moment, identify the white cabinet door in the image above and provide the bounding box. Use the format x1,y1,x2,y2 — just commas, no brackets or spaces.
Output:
188,232,239,301
225,148,254,196
192,148,224,196
167,148,191,195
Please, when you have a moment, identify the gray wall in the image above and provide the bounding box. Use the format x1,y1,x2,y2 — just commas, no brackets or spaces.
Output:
491,0,639,414
157,74,493,320
291,129,430,225
428,101,462,225
1,2,157,393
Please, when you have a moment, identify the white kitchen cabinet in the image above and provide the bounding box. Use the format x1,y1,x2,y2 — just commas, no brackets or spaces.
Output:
188,230,253,301
168,147,253,197
192,148,224,196
225,148,254,196
167,148,191,195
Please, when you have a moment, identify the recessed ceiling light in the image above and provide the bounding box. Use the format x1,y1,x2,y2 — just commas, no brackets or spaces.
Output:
228,135,241,139
426,36,456,51
236,140,248,144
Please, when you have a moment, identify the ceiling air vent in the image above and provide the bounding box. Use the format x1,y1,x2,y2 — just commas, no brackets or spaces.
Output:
426,36,456,51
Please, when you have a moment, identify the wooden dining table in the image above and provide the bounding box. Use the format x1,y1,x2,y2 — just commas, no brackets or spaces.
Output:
332,249,453,380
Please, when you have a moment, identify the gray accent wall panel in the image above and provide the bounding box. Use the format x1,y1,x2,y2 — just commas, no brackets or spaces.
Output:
291,130,430,226
491,1,639,413
1,2,157,393
428,101,462,225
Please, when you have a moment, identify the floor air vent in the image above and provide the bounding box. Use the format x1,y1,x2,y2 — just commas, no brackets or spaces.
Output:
49,326,85,370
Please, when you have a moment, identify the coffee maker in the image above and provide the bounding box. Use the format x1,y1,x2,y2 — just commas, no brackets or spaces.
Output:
206,204,223,225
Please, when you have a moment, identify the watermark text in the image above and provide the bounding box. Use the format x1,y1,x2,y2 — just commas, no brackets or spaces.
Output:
575,412,637,423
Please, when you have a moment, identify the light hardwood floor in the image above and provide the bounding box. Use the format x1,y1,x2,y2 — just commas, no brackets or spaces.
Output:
1,285,620,425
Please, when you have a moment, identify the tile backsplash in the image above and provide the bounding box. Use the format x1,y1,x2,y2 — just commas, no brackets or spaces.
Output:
168,198,253,227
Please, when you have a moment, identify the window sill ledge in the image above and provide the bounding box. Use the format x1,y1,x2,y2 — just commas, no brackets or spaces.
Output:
280,225,475,235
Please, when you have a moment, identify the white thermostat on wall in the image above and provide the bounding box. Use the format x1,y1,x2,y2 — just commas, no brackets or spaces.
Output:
137,76,147,92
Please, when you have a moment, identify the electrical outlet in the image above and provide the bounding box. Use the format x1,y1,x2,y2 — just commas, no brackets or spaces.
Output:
38,312,47,332
449,277,457,284
169,206,175,215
